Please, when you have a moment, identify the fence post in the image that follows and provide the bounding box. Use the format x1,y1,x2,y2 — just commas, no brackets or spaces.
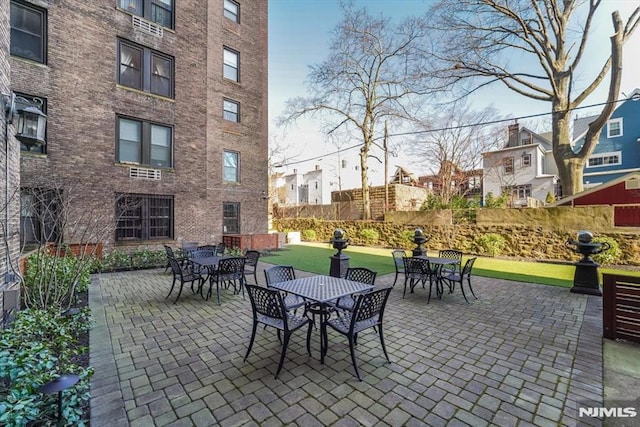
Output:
602,273,617,340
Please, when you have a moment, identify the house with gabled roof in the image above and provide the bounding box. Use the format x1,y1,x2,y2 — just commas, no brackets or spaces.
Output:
572,89,640,188
482,123,559,207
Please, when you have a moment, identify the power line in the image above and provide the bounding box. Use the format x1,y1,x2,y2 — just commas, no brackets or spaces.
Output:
273,95,635,167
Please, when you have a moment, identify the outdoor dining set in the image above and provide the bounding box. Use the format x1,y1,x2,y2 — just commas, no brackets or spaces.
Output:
162,242,478,380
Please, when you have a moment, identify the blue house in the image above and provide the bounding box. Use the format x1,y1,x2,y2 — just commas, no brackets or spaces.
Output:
573,89,640,188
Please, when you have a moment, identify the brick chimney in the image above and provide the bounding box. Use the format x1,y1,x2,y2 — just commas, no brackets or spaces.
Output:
507,123,519,147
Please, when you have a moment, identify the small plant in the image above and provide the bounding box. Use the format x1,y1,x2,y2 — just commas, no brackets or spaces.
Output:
545,190,556,204
301,229,317,241
358,228,379,246
0,308,93,426
473,233,506,257
592,236,621,266
100,249,133,271
483,191,508,208
131,248,166,268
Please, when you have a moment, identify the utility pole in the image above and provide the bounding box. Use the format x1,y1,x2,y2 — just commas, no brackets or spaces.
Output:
384,120,389,212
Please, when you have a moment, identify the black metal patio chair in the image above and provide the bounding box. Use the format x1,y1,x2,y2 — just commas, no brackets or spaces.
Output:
263,265,306,312
438,249,463,288
391,249,407,287
334,267,377,312
164,245,188,273
242,250,260,285
440,257,478,303
244,284,313,379
215,243,226,256
402,256,441,303
325,286,393,381
166,257,204,304
207,256,246,304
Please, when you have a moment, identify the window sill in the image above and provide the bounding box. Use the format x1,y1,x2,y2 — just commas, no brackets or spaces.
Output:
21,152,47,159
11,56,48,69
115,162,175,171
115,84,175,102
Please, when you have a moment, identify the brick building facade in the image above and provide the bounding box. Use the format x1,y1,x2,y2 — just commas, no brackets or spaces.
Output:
6,1,268,257
1,0,22,305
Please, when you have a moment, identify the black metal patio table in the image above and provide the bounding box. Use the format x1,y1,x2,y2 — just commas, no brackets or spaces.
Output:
269,275,374,364
415,256,460,297
190,256,226,297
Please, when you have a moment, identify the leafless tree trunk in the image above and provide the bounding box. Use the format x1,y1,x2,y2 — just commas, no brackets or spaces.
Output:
427,0,640,196
279,1,434,219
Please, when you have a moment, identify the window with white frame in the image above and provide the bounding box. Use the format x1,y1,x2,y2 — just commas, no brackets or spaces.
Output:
223,150,239,182
117,117,172,168
223,47,239,82
503,157,514,174
587,151,621,168
607,118,623,138
522,153,531,167
503,185,531,200
223,99,239,122
223,0,239,23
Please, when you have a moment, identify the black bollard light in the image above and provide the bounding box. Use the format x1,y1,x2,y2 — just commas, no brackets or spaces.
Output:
39,374,80,425
565,230,610,296
329,228,350,278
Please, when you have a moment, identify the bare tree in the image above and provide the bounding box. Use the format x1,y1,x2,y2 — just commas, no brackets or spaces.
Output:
427,0,640,196
409,102,502,205
279,0,434,219
17,179,127,311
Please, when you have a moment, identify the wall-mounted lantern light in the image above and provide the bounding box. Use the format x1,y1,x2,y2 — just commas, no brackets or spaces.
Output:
2,92,47,148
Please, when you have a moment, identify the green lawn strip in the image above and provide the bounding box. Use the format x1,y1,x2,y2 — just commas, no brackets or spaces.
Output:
264,242,639,287
262,244,395,275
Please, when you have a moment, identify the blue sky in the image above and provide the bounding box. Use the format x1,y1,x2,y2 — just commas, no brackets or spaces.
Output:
268,0,640,183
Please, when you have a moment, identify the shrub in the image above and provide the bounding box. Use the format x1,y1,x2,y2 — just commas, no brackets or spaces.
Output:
100,249,132,271
473,233,506,257
0,309,93,426
358,228,379,246
483,192,508,208
301,229,317,241
131,248,166,268
22,252,92,310
545,190,556,204
592,236,622,266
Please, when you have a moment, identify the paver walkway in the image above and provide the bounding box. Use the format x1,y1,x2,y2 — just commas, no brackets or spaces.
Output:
89,263,604,426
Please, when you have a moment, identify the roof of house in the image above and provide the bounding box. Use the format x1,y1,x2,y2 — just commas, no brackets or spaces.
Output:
552,171,640,206
391,166,418,184
572,115,598,140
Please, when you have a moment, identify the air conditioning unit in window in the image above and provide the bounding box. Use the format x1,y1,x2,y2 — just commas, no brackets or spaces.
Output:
129,167,161,180
132,15,163,38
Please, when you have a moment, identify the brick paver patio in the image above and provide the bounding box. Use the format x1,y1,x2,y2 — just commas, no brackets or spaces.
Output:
89,262,603,426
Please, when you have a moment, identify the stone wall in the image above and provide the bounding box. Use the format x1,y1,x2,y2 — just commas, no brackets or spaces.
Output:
274,205,640,265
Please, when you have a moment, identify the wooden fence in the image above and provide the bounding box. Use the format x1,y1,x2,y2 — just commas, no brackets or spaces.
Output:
603,273,640,343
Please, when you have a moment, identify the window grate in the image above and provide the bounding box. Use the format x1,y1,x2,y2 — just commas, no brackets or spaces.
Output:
132,15,163,37
129,167,161,180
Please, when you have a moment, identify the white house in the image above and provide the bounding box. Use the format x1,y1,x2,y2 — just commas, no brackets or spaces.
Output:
482,123,559,206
